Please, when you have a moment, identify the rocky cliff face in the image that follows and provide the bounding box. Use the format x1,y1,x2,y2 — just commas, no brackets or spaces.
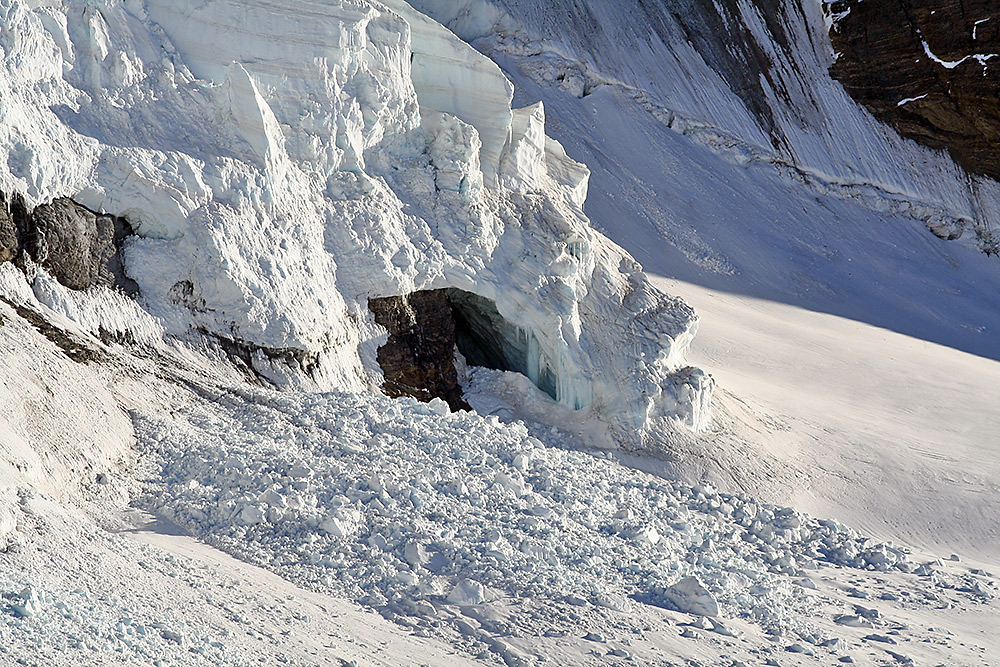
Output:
827,0,1000,181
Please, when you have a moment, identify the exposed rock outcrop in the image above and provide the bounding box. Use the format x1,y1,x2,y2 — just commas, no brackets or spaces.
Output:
827,0,1000,180
0,191,30,264
0,296,106,364
1,192,137,293
369,290,471,412
200,328,326,388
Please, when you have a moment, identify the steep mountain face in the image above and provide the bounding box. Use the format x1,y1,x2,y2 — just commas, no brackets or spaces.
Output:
413,0,1000,249
828,0,1000,184
410,0,1000,367
0,0,713,443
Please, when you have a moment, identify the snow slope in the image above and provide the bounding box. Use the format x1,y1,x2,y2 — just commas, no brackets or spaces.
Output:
413,0,1000,247
671,279,1000,560
407,0,1000,561
2,284,997,667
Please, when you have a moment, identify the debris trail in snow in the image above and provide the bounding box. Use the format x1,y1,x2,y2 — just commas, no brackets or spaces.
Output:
132,381,980,656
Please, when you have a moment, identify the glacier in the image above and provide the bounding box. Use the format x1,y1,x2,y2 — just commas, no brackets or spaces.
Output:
0,0,713,440
2,1,1000,666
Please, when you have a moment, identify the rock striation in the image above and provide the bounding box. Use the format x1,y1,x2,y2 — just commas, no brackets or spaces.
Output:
827,0,1000,181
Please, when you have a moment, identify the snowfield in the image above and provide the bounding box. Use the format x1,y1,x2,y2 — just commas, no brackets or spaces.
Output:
1,294,997,666
1,0,1000,665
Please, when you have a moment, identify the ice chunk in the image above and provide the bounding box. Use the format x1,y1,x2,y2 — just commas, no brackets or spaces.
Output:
11,587,41,618
662,576,719,617
493,471,528,497
404,541,429,567
320,509,361,538
258,489,286,508
633,525,662,546
219,62,288,177
500,102,547,192
239,505,265,526
543,136,590,208
422,111,484,198
287,463,312,479
446,579,487,605
834,614,874,628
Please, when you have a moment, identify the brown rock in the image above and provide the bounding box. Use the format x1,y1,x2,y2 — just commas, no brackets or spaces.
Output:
827,0,1000,179
0,191,29,264
369,290,471,412
29,198,137,292
1,192,137,293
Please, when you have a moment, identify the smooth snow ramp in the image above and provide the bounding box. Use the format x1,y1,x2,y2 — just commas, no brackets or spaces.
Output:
0,0,713,440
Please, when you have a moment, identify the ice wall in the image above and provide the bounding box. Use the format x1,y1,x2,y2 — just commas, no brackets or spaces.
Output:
380,0,514,187
0,0,713,439
448,289,591,410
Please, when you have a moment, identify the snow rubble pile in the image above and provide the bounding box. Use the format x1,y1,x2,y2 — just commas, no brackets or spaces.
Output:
0,0,713,440
134,383,943,653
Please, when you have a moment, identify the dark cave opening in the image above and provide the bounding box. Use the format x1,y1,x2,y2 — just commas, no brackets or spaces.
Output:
445,288,558,402
368,288,570,411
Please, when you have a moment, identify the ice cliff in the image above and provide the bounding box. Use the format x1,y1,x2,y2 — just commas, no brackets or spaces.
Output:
0,0,713,441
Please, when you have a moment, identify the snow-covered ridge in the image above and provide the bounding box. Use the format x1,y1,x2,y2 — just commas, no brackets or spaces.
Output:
0,0,713,437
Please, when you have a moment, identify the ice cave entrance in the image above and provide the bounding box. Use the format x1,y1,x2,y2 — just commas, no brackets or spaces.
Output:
446,289,589,410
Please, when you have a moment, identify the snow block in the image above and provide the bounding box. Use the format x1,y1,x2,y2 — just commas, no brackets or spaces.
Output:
661,576,720,617
446,579,488,605
382,0,514,187
500,102,547,192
